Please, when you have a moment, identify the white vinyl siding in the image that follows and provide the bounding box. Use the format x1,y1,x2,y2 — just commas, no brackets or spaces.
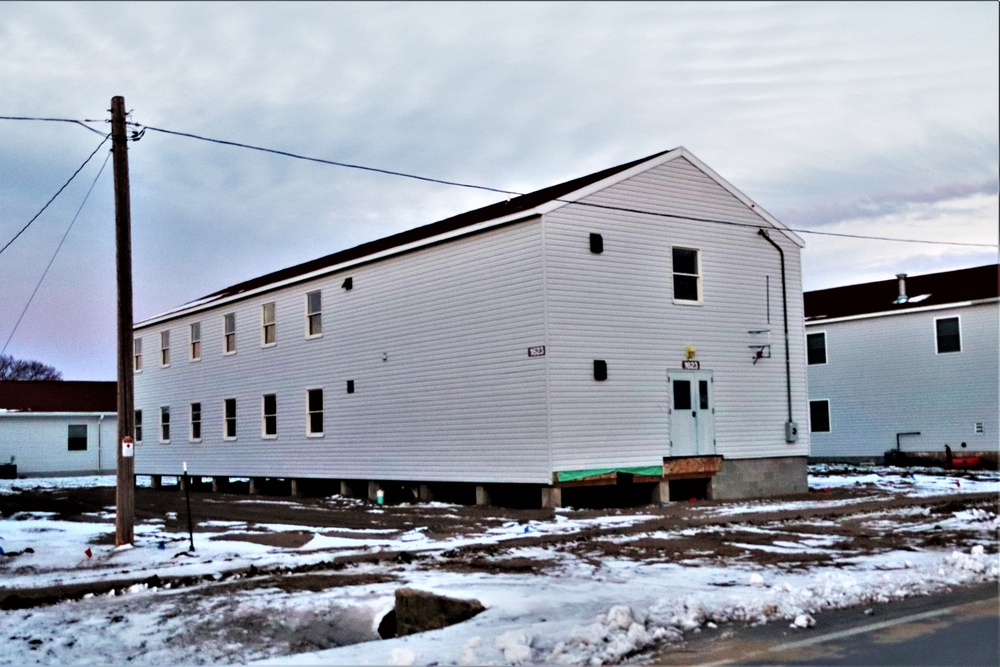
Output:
808,303,998,458
543,156,809,470
132,220,549,482
0,414,117,475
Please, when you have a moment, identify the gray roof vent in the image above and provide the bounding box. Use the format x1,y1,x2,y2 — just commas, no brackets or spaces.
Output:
893,273,908,304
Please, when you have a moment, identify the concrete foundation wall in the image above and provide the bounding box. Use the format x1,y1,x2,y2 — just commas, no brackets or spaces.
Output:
710,456,808,500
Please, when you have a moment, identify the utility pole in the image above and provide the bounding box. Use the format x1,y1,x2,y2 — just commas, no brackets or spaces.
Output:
112,95,135,546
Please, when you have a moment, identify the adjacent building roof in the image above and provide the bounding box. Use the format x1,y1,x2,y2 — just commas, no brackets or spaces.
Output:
0,381,117,413
804,264,999,322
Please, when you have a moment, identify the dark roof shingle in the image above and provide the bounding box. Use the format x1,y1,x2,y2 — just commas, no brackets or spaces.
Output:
804,264,999,321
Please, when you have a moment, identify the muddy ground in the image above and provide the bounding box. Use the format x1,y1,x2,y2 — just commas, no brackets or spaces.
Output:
2,476,997,611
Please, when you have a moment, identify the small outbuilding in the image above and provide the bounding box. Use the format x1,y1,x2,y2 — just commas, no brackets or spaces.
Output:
805,264,999,465
133,148,810,505
0,381,118,476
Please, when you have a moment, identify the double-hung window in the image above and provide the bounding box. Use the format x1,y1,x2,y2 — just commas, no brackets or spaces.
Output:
307,388,324,436
935,316,961,354
807,332,827,365
262,394,277,437
160,406,171,442
224,313,237,354
190,322,202,361
306,291,322,337
160,331,171,367
133,337,143,372
134,409,143,443
672,247,701,303
262,302,276,346
190,402,202,441
224,398,237,439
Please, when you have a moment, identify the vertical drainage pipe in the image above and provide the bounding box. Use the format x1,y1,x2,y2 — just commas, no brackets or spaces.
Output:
757,229,794,431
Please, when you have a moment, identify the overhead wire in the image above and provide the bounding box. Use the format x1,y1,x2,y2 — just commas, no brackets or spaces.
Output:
0,134,111,258
140,124,998,249
2,150,112,356
0,114,106,136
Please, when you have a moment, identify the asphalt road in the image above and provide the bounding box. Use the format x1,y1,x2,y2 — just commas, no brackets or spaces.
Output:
651,581,999,666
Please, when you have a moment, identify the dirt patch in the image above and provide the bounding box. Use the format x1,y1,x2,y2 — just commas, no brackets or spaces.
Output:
209,530,315,548
438,555,559,575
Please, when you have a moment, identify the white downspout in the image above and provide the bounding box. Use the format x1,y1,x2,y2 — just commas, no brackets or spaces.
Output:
97,414,105,473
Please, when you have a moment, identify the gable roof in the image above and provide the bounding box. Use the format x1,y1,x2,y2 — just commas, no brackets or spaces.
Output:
139,147,799,327
0,381,117,413
804,264,999,322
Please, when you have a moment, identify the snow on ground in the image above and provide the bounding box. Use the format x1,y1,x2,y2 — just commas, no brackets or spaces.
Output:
0,467,997,666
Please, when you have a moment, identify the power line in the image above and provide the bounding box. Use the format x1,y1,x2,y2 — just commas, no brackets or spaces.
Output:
0,114,106,136
142,125,520,196
140,124,998,249
0,135,111,258
2,152,112,356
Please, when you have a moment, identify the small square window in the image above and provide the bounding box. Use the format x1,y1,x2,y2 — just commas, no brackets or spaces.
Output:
306,291,323,337
672,247,701,303
807,332,827,365
935,317,961,354
262,302,276,346
67,424,88,451
809,400,830,433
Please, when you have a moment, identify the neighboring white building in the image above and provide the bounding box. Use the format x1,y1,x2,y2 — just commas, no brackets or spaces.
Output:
0,381,118,476
805,265,999,464
133,148,810,505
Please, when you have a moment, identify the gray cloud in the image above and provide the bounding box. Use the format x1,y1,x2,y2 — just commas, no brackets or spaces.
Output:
1,1,997,379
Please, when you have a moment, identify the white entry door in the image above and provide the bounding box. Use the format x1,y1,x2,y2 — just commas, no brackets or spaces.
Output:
668,371,715,457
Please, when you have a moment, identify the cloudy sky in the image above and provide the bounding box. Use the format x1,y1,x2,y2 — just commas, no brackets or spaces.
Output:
1,1,997,380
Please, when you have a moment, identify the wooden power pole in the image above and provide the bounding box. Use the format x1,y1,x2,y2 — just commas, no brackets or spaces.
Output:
111,95,135,546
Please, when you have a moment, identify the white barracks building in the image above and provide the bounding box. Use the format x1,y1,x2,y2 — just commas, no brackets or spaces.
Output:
133,148,810,506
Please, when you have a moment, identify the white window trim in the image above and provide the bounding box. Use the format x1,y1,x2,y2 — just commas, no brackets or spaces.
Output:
262,393,278,439
159,406,171,443
806,330,828,366
671,246,703,305
160,330,171,368
133,337,143,373
224,313,237,355
305,291,323,339
809,398,831,434
261,302,277,348
134,409,143,444
306,387,324,437
934,315,962,355
189,402,202,443
223,398,238,441
190,322,202,362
